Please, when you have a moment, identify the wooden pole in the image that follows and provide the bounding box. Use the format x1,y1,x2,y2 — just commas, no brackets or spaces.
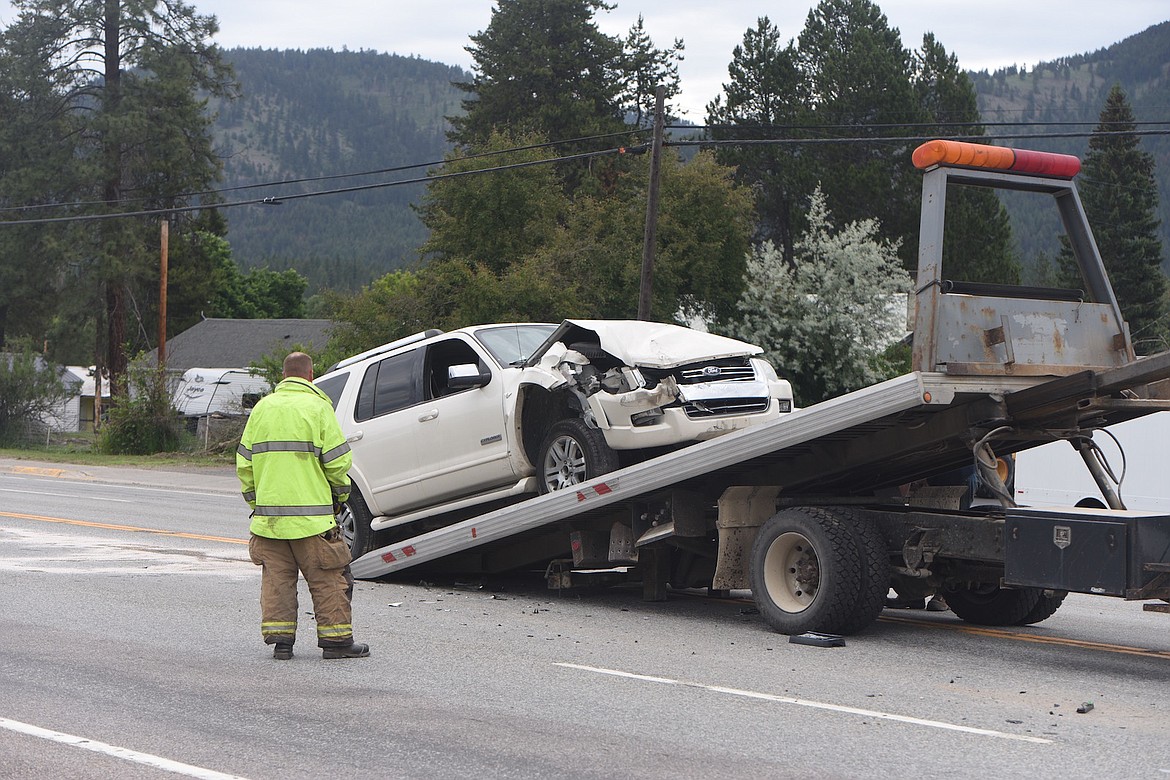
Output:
158,219,168,367
638,85,666,321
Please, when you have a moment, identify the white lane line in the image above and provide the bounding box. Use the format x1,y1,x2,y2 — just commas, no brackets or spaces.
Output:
0,487,132,503
555,663,1053,745
0,474,235,498
0,717,251,779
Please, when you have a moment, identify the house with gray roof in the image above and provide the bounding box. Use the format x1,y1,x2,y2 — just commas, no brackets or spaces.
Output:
148,318,333,373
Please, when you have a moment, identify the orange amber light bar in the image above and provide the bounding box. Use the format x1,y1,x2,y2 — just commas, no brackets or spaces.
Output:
912,139,1080,178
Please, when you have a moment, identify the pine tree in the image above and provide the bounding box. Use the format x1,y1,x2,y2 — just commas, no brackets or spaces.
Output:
0,35,77,349
796,0,929,265
913,33,1020,284
706,17,811,264
1,0,235,392
620,15,684,127
1061,85,1167,350
448,0,626,148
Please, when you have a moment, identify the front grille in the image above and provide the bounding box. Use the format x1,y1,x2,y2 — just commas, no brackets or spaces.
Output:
675,358,756,384
682,398,771,419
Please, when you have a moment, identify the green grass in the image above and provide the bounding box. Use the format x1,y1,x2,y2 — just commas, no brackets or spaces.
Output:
0,430,235,469
0,447,234,469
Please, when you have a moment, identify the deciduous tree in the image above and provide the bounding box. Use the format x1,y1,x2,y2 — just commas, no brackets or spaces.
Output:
417,130,569,275
0,340,71,445
718,188,911,404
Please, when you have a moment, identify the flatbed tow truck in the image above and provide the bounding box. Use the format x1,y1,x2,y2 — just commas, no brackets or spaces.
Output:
350,139,1170,636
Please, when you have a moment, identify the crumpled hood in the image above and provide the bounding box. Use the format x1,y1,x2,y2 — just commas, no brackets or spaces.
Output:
531,319,763,370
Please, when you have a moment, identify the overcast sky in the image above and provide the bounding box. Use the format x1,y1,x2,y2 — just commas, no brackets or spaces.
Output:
2,1,1168,118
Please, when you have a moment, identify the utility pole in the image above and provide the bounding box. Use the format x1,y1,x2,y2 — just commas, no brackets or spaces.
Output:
638,85,666,321
158,219,168,367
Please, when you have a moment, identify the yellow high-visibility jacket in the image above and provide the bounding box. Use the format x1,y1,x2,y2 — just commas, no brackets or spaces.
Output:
236,376,352,539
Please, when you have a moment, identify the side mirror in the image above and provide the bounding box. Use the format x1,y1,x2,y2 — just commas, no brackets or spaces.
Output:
447,363,491,390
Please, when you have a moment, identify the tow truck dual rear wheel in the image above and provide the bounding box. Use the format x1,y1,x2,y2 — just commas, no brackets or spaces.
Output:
831,508,890,635
944,584,1066,626
749,507,868,635
537,418,619,494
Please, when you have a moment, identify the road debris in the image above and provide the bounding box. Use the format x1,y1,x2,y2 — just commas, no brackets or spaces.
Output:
789,632,846,648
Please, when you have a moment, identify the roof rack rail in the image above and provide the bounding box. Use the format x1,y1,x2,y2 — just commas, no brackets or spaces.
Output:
328,329,444,372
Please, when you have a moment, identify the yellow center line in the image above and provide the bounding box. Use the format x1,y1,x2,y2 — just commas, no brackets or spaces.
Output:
673,588,1170,660
0,510,247,545
878,613,1170,660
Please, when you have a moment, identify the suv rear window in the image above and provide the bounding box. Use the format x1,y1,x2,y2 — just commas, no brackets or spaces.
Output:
355,351,418,421
315,373,349,409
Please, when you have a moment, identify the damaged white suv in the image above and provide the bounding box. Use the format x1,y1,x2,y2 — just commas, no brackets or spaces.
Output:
315,319,793,556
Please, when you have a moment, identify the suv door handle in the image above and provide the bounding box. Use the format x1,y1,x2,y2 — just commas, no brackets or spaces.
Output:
418,409,439,422
347,431,364,442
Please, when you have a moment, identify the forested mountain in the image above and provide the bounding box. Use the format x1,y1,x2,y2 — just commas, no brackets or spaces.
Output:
970,21,1170,275
210,48,468,291
210,21,1170,294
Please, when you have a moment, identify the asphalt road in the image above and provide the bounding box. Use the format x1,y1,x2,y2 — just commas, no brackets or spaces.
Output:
1,458,1168,779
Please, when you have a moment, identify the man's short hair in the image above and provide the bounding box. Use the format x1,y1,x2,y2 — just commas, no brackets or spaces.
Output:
283,352,313,379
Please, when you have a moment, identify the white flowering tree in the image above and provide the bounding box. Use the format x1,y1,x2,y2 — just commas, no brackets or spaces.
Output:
721,188,912,405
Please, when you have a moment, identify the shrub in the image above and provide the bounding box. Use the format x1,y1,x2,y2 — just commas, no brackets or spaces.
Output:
99,360,187,454
0,340,71,446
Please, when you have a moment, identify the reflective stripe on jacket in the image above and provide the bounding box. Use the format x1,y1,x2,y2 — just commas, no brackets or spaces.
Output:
237,377,352,539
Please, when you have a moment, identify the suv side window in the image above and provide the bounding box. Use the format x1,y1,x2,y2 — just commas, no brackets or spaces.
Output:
425,338,488,399
355,350,419,422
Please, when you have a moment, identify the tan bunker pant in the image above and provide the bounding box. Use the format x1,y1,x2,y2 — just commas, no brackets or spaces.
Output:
249,531,355,647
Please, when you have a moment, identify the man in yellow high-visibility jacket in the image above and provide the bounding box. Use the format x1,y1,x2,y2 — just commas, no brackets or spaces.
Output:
237,351,369,660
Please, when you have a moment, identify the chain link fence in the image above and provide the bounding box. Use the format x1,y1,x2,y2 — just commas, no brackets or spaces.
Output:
1,418,94,450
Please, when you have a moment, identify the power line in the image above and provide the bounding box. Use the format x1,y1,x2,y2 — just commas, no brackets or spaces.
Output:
4,127,1168,227
680,120,1170,133
668,130,1170,148
0,144,645,226
0,128,651,216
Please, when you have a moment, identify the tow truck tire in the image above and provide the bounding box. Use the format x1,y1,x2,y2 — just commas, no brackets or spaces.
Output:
537,418,619,494
1013,589,1068,625
831,508,891,635
944,584,1043,626
749,507,864,635
339,489,379,558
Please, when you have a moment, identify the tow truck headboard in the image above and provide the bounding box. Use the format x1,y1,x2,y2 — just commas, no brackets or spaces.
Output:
909,139,1135,377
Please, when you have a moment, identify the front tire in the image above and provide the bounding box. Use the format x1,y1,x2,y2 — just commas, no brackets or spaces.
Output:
749,507,864,635
536,418,619,494
338,489,379,558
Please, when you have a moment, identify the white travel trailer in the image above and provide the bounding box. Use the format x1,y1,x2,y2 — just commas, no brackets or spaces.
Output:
172,368,270,417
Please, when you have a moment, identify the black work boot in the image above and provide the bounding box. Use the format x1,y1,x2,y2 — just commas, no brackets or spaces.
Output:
273,643,294,660
322,642,370,659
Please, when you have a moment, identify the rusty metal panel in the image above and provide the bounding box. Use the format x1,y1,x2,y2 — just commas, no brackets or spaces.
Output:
932,295,1128,374
712,526,757,590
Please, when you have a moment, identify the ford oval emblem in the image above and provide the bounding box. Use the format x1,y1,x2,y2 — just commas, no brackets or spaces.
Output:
702,366,721,377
